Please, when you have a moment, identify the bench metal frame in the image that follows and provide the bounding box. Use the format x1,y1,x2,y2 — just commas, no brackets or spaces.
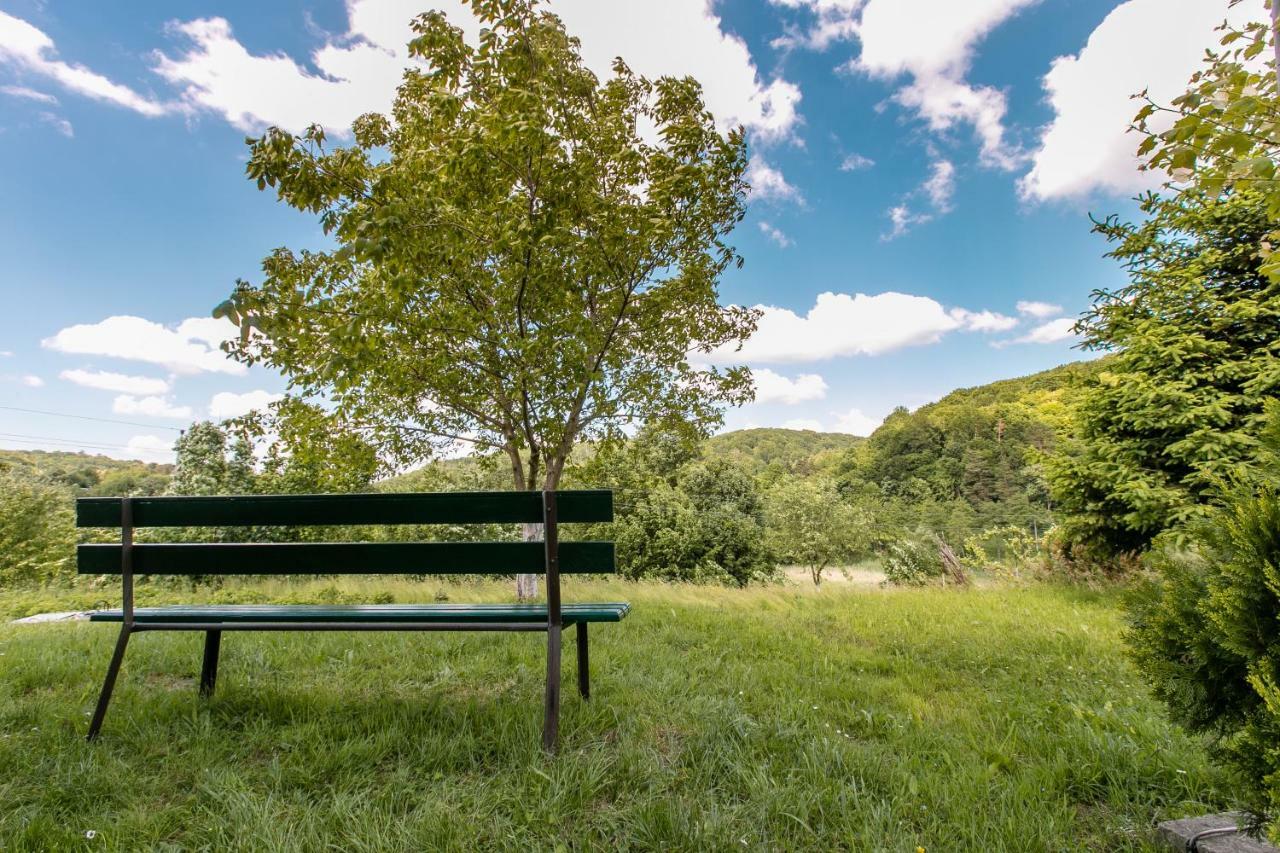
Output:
86,491,600,752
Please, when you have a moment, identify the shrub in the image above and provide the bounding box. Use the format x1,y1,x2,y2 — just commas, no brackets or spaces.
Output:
1126,407,1280,830
0,471,75,585
881,539,943,586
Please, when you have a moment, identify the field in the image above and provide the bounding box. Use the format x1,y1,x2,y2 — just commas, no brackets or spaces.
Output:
0,579,1234,851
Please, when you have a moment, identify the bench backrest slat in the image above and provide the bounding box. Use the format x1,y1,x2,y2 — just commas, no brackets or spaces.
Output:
77,541,615,576
76,490,612,528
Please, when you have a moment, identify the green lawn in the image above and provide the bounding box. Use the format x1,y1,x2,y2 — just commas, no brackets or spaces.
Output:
0,580,1235,850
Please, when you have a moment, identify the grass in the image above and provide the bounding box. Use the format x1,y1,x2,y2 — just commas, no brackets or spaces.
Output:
0,578,1237,850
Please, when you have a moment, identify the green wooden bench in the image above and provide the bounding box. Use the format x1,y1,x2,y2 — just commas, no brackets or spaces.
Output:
76,490,626,751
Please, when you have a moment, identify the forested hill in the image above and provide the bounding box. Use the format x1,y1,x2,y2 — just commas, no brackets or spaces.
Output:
0,449,172,496
704,428,862,478
834,358,1106,535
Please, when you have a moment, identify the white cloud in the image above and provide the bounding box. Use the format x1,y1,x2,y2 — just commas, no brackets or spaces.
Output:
42,315,245,375
0,11,168,116
0,351,11,357
782,418,824,431
1020,0,1265,200
832,407,882,436
883,156,954,239
774,0,1035,168
839,152,874,171
1007,317,1078,345
37,110,72,137
155,1,801,142
113,395,193,420
752,368,827,404
747,157,804,204
209,389,283,420
123,434,176,464
949,308,1018,332
21,374,43,387
0,83,56,103
921,158,955,211
1016,299,1061,318
757,220,794,248
60,368,171,395
176,316,236,350
709,290,1004,364
884,203,931,240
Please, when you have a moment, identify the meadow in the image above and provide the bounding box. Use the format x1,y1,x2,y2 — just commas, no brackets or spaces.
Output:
0,578,1235,851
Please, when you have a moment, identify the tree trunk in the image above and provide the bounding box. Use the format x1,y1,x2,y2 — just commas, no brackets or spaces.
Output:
1273,1,1280,91
517,521,540,601
936,535,969,586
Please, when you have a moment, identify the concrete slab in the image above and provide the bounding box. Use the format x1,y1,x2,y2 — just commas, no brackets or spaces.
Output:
1157,813,1276,853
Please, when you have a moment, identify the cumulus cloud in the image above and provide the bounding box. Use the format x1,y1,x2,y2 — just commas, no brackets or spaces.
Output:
883,156,954,239
751,368,828,404
839,152,874,171
758,220,794,248
1020,0,1264,200
782,418,824,431
708,290,1008,365
60,368,171,395
747,157,804,204
155,0,801,142
21,374,43,387
209,389,283,420
123,434,176,464
1005,317,1078,345
1016,300,1061,318
0,11,168,116
43,315,244,375
949,308,1018,332
112,395,192,419
832,406,883,436
773,0,1036,168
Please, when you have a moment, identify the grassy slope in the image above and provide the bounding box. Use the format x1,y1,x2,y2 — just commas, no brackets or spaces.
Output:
0,580,1231,850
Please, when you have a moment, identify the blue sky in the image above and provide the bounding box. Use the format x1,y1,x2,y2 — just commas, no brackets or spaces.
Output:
0,0,1260,461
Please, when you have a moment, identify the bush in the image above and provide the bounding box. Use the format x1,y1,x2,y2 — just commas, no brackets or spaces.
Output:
1126,407,1280,831
611,462,774,586
0,471,75,585
881,539,943,586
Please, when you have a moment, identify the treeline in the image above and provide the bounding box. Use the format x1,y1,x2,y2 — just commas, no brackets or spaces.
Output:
0,358,1090,588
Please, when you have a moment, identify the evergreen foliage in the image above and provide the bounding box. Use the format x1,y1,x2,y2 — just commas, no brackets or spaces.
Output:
1049,190,1280,557
1127,404,1280,824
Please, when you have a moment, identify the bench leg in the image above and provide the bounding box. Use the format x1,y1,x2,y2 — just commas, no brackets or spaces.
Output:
199,630,222,698
87,626,131,741
542,624,562,753
576,622,590,701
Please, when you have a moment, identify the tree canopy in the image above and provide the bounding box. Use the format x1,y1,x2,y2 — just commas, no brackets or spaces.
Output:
216,0,755,494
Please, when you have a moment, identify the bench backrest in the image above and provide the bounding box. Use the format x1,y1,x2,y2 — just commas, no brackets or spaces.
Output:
76,490,614,577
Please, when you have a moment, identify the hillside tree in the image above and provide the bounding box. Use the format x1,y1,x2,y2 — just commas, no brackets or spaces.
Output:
215,0,756,596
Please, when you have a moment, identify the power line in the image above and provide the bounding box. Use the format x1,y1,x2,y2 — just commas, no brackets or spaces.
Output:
0,404,185,432
0,431,169,453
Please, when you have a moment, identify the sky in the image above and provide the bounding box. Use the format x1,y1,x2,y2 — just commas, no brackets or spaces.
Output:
0,0,1263,463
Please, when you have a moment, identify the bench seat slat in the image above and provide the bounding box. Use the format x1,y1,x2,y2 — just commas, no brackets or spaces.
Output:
76,490,612,528
89,603,631,624
77,541,615,575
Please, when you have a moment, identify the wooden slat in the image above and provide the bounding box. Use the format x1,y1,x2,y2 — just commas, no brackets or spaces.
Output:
76,490,612,528
88,602,631,623
77,541,615,575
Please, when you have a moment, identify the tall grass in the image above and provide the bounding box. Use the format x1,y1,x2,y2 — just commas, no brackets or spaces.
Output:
0,580,1235,850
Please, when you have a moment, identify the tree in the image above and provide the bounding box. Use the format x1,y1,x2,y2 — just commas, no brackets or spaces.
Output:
1048,189,1280,557
1134,3,1280,278
766,478,869,587
1126,403,1280,830
215,0,755,597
